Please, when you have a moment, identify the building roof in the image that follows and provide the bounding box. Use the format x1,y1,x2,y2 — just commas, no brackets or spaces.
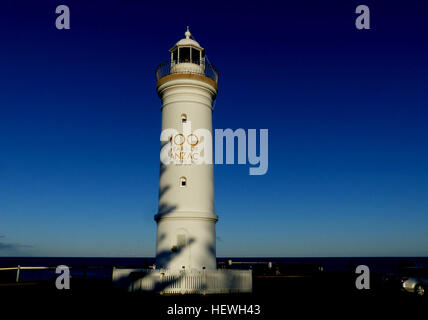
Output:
169,27,203,51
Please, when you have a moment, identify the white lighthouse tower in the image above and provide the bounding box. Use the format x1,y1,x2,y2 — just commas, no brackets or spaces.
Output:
155,27,218,271
113,28,251,293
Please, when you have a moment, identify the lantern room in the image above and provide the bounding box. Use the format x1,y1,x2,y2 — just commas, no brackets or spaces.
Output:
169,26,205,65
155,27,218,85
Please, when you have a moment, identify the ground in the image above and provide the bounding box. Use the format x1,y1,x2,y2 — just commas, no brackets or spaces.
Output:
1,272,426,318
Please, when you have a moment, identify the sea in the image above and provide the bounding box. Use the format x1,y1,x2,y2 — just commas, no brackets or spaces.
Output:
1,257,428,282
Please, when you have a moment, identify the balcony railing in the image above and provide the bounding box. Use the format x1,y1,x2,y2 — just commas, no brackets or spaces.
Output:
155,60,219,83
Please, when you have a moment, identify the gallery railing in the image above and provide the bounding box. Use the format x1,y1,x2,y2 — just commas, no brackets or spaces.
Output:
155,60,219,83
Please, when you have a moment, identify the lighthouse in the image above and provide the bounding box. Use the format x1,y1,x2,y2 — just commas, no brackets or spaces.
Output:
112,28,251,293
154,27,219,271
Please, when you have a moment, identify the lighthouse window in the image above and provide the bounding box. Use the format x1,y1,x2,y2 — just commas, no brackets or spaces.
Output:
181,114,187,123
179,47,191,63
172,49,178,63
180,177,187,187
191,48,200,64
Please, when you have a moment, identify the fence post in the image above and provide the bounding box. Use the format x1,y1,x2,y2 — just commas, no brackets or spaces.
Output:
16,265,20,283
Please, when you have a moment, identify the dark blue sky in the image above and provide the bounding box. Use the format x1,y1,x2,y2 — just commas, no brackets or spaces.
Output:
0,0,427,257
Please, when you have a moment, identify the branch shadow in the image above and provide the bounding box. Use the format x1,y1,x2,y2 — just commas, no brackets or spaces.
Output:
114,161,189,293
114,237,196,294
113,143,246,294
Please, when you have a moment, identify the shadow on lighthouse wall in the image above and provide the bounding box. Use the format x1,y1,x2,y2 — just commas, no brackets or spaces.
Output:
114,162,187,292
114,238,196,293
156,162,216,269
156,163,177,220
113,162,246,293
155,236,195,269
114,237,239,294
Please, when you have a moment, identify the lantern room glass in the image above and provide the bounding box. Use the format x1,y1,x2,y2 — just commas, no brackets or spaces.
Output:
172,47,202,64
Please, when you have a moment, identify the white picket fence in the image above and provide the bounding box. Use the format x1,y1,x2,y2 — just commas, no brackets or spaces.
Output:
112,268,252,294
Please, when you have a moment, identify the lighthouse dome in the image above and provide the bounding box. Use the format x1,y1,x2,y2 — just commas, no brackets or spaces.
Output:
174,36,201,48
172,26,202,49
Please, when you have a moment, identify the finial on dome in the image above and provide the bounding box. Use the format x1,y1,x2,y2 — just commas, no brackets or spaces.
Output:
185,26,191,39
